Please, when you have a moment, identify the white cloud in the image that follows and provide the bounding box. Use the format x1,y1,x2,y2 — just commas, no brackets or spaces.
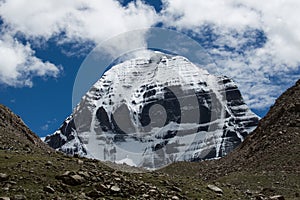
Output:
0,0,157,46
0,0,299,111
161,0,300,110
0,0,158,87
161,0,261,29
41,118,57,131
0,34,60,87
41,124,49,131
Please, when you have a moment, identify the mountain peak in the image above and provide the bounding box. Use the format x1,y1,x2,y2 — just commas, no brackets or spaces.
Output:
45,54,259,169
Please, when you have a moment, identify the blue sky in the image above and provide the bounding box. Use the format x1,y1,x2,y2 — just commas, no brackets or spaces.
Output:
0,0,299,137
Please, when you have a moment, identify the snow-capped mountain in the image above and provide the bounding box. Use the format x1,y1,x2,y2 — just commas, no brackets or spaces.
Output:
45,52,259,169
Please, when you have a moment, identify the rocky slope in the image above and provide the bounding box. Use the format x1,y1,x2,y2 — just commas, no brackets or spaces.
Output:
45,52,259,169
218,79,300,173
161,79,300,199
0,104,52,153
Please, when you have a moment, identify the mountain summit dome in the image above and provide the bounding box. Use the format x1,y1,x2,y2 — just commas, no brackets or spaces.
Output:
45,52,259,169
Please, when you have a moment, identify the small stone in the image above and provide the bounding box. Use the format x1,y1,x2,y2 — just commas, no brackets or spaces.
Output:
7,181,16,185
45,161,53,166
172,186,182,192
148,189,157,194
62,171,71,176
114,177,121,181
70,175,85,185
87,190,104,198
171,196,180,200
96,184,107,192
207,184,223,194
112,171,120,177
269,195,285,200
0,173,9,181
246,189,253,195
43,186,55,194
255,194,265,200
77,171,90,178
111,185,120,192
56,173,85,186
77,160,84,164
0,197,10,200
150,186,157,190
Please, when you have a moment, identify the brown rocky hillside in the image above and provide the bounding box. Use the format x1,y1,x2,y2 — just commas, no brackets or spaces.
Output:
0,104,53,153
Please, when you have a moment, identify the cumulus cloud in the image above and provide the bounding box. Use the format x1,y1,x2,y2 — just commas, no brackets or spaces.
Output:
0,0,157,47
161,0,261,29
161,0,300,109
0,34,60,87
0,0,158,87
0,0,299,111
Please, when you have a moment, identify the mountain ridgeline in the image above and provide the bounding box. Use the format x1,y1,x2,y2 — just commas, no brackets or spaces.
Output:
45,52,259,169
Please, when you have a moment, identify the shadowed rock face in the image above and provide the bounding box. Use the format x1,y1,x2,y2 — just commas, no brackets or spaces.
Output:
45,53,259,169
160,79,300,183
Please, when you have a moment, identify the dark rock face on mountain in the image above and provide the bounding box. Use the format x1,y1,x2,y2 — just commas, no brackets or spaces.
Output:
45,53,259,169
161,79,300,180
160,79,300,200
